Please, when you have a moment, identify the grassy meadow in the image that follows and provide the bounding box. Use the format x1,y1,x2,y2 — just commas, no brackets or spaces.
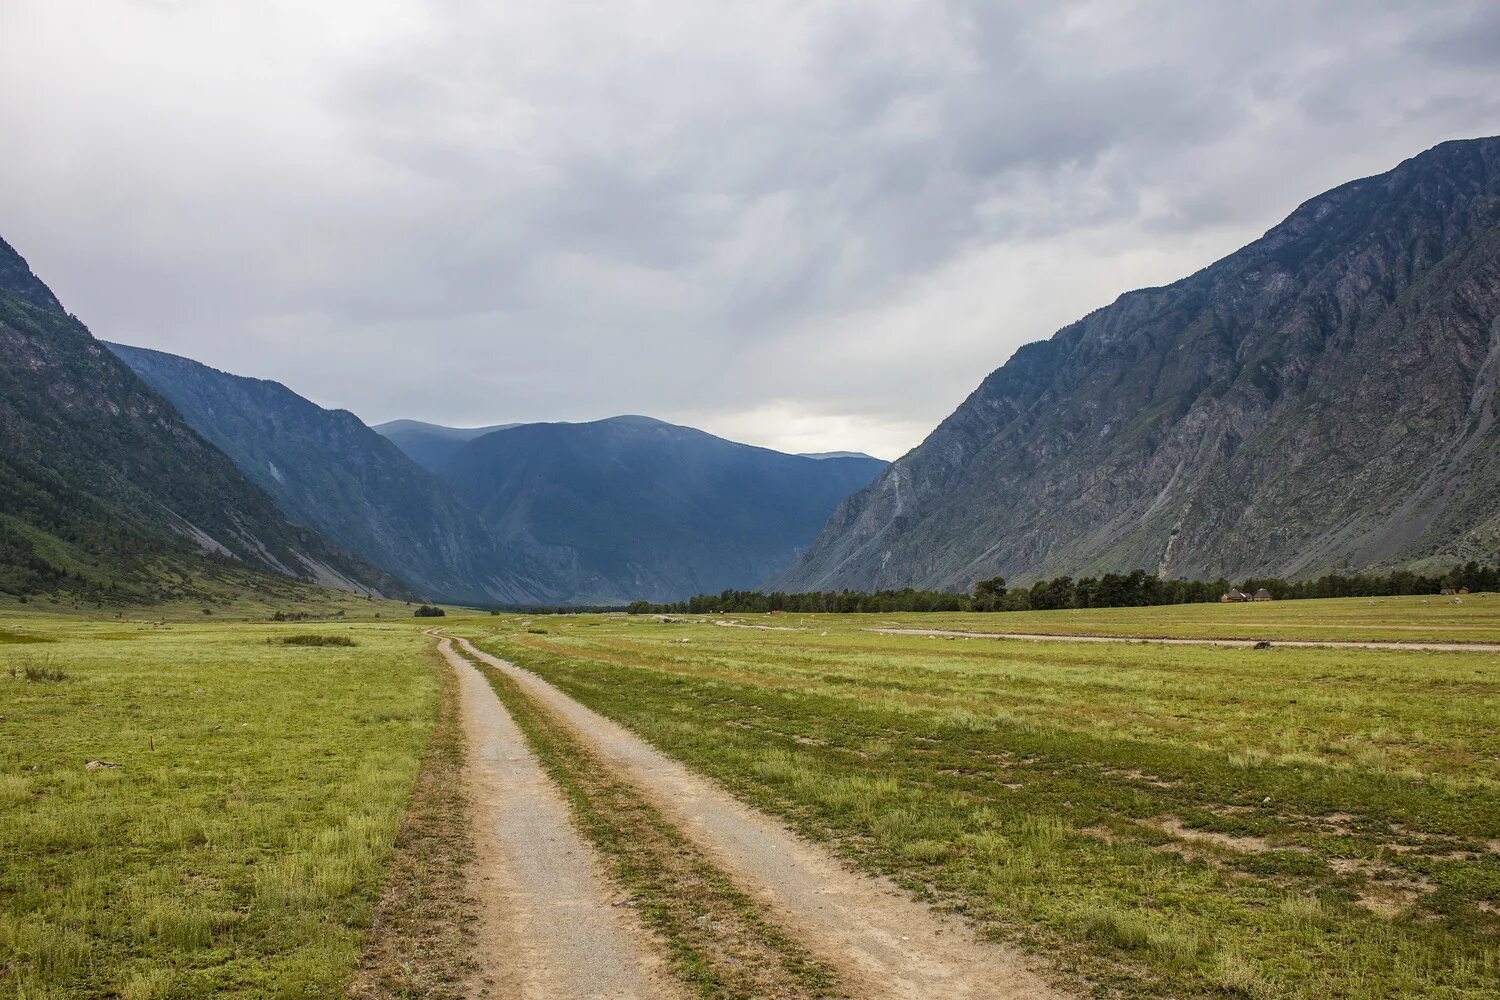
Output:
3,594,1497,999
849,592,1500,643
0,579,419,626
454,603,1500,998
0,616,440,999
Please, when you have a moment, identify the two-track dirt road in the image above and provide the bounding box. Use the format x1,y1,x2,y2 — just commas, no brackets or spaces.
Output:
448,633,1062,1000
436,636,686,998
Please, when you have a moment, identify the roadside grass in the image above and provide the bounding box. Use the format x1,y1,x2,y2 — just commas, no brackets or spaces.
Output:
452,641,845,999
347,643,476,999
0,617,439,999
454,608,1500,999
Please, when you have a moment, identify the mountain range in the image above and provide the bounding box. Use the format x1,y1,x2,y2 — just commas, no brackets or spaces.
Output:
105,347,886,605
0,237,404,603
406,416,886,604
106,345,557,606
370,419,523,473
772,136,1500,593
8,135,1498,609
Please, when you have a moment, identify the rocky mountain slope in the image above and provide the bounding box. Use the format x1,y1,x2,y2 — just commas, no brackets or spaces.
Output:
405,416,887,603
0,236,405,602
110,345,559,606
771,136,1500,593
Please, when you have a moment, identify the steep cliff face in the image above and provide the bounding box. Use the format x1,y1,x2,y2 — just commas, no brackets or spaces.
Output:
0,236,406,601
771,137,1500,593
111,345,558,605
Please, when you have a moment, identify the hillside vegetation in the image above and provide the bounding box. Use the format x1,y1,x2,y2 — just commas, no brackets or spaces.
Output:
0,238,405,605
110,344,556,607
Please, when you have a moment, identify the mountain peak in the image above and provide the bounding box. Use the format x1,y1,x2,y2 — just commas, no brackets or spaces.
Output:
0,235,65,314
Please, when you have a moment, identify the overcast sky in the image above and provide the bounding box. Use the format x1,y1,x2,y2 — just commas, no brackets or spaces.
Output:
3,2,1499,459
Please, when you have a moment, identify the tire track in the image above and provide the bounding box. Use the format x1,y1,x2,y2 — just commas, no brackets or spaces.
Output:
451,635,1064,1000
435,636,685,999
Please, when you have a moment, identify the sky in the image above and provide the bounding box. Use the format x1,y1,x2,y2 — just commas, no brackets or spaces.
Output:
3,2,1499,460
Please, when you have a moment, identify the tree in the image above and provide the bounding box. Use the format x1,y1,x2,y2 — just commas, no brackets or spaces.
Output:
972,576,1008,611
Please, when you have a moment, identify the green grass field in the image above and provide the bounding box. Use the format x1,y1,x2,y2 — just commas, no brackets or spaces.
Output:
0,617,440,999
455,605,1500,998
5,596,1498,998
834,593,1500,643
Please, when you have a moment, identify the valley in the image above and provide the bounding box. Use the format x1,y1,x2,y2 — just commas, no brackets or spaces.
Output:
2,41,1499,999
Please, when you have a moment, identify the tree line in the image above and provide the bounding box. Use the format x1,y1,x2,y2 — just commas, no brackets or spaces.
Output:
623,561,1498,615
626,587,969,615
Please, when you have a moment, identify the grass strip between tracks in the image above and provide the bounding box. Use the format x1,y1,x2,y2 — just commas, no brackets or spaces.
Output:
455,642,845,1000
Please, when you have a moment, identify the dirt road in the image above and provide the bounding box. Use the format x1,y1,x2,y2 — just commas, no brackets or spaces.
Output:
452,636,1062,1000
437,637,685,999
867,627,1500,653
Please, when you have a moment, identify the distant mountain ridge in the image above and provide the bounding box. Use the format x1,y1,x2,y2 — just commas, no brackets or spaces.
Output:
771,136,1500,593
371,419,522,473
64,338,888,604
0,236,405,602
110,345,559,606
800,451,881,461
381,415,888,603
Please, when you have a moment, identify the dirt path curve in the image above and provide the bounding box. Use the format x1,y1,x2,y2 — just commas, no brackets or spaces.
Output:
867,627,1500,653
435,636,686,999
452,636,1064,1000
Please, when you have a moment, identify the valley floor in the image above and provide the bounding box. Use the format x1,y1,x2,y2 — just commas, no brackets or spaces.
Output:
2,595,1497,998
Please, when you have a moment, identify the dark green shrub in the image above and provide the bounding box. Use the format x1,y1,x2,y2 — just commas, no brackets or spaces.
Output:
278,634,357,647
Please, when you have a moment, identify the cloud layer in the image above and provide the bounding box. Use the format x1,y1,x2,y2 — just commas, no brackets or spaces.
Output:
4,1,1499,457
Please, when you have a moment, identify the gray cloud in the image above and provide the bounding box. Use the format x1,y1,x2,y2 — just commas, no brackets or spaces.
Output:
3,0,1499,459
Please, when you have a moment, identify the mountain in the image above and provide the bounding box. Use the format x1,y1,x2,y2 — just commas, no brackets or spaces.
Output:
109,345,559,606
426,416,887,603
372,418,521,473
799,451,881,461
771,136,1500,593
0,236,405,603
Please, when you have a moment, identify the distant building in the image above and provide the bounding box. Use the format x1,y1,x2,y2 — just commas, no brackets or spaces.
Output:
1221,589,1252,603
1253,588,1273,602
1440,587,1457,596
1459,587,1471,595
